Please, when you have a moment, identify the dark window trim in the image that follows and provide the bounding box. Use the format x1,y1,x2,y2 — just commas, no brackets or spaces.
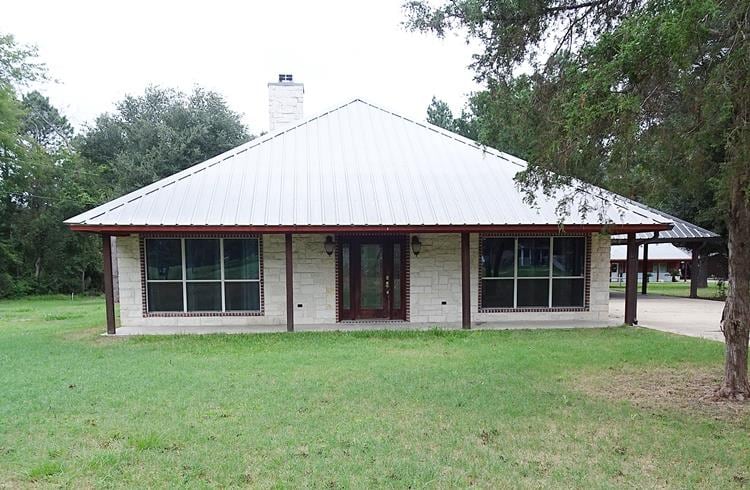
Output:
478,233,591,313
139,233,265,317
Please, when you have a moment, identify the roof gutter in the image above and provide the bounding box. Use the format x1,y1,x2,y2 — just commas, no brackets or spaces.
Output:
67,223,672,235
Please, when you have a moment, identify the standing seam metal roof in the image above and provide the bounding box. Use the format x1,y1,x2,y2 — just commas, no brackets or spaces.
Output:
65,99,672,229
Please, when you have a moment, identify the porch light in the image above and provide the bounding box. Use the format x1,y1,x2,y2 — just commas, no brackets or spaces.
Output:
324,236,335,256
411,235,422,256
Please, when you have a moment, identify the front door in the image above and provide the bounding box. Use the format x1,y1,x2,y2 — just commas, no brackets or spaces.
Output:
338,236,406,320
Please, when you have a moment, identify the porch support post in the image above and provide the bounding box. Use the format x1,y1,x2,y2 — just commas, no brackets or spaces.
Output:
624,233,638,326
285,233,294,332
641,242,649,295
460,232,471,329
102,234,116,335
689,245,699,299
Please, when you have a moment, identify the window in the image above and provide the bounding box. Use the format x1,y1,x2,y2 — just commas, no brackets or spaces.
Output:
144,237,261,313
480,236,586,309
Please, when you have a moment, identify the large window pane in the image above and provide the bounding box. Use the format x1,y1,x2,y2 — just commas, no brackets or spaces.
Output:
146,239,182,280
482,279,514,308
517,279,550,307
553,237,585,277
517,238,550,277
225,282,260,311
552,278,585,307
224,239,259,280
147,283,183,311
482,238,515,277
186,282,221,311
185,239,221,280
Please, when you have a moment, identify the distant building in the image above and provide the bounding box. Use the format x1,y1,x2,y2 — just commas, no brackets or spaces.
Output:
610,243,690,283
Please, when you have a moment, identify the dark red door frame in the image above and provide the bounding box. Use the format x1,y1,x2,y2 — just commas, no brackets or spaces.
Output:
337,236,407,321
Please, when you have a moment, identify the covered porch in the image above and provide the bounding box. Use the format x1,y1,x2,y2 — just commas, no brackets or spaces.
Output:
93,226,646,335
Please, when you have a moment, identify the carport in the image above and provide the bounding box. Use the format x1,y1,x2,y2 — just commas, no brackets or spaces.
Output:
611,199,722,325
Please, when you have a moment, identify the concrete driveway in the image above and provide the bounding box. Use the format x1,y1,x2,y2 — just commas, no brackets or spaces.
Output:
609,291,725,341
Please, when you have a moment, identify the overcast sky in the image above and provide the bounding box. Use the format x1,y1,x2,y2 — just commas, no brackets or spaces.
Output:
2,0,481,135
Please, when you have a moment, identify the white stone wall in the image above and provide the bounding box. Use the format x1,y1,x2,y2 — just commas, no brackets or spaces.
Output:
116,232,611,329
289,235,337,324
409,234,463,323
268,82,304,131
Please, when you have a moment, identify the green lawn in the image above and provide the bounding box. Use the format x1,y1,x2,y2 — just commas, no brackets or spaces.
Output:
610,280,723,299
1,296,748,487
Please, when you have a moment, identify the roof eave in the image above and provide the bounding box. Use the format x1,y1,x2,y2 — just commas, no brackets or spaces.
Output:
67,223,672,235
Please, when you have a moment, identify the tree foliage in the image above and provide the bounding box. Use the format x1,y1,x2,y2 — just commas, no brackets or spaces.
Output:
0,32,252,298
409,0,750,398
78,86,250,194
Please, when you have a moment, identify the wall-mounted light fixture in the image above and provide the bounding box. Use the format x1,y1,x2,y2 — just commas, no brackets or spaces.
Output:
411,235,422,256
324,236,335,256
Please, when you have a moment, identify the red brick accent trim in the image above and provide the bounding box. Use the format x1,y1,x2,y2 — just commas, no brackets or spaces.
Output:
139,233,265,317
477,233,592,313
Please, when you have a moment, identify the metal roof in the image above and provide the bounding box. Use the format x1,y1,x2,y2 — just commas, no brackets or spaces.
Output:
66,99,672,231
610,243,691,261
610,198,720,244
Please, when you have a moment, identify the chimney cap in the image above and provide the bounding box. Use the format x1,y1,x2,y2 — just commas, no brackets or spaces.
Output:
278,74,293,82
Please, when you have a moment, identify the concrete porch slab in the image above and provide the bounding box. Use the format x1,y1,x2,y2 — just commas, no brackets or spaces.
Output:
111,318,620,336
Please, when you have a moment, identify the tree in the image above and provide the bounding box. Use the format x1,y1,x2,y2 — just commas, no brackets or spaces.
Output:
78,86,251,194
426,96,456,130
406,0,750,399
21,91,73,150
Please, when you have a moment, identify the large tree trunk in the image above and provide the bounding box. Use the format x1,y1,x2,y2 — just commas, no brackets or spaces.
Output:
717,175,750,400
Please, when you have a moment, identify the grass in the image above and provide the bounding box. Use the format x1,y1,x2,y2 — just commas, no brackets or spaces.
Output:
610,279,723,299
1,296,748,487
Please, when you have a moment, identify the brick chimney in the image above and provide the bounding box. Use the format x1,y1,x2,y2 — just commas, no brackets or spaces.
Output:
268,74,304,131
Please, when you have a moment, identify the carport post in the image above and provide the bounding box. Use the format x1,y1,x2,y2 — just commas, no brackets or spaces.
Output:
624,233,638,325
689,246,699,299
641,242,649,295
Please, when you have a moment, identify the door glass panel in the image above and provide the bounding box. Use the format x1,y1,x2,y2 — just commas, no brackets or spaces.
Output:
392,243,401,309
360,244,383,309
342,243,351,310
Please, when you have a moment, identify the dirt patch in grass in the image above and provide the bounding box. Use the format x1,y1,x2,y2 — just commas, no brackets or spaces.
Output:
576,366,750,421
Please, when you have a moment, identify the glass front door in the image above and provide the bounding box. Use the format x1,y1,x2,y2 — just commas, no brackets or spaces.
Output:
338,237,406,320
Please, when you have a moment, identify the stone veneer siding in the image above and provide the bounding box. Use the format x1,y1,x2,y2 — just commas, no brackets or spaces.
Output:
115,232,610,328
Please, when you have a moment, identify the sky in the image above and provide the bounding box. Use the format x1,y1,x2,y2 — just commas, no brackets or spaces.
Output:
2,0,482,135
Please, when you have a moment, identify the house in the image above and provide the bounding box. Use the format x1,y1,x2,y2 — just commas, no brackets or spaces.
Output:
65,75,672,334
610,243,690,282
